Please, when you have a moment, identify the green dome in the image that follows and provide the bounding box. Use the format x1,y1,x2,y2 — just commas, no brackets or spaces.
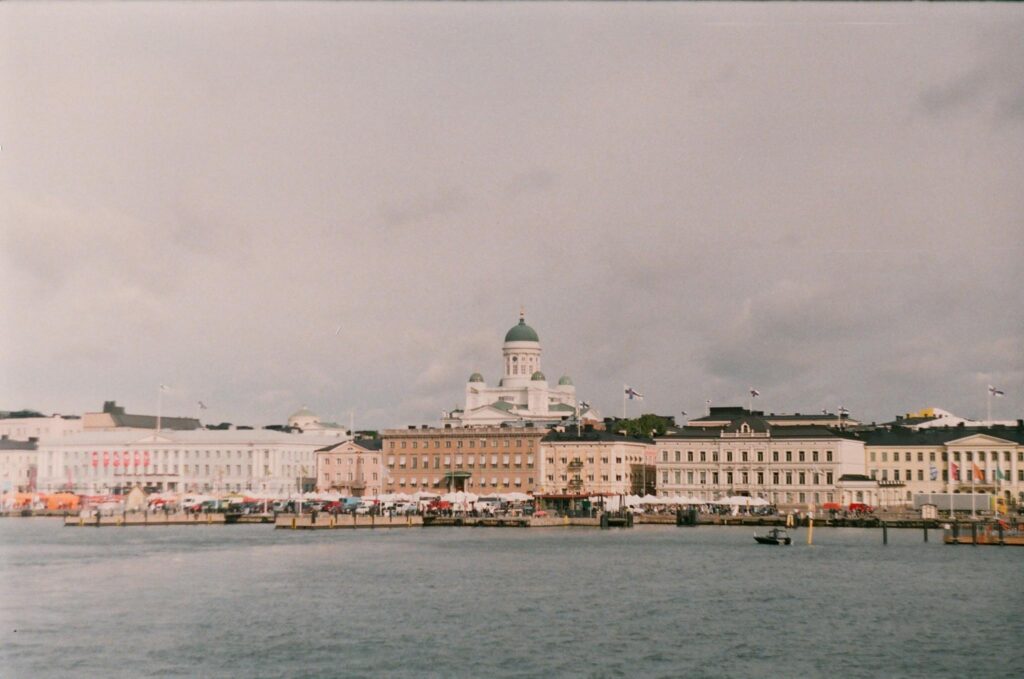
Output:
504,317,539,342
468,372,484,383
558,375,573,386
531,371,546,381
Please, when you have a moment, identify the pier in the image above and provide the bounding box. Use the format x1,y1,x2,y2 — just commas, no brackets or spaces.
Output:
275,513,424,529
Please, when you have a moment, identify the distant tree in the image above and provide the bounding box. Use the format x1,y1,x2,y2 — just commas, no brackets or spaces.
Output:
615,413,673,438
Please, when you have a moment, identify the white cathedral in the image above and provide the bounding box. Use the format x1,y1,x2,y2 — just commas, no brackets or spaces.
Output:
443,312,594,427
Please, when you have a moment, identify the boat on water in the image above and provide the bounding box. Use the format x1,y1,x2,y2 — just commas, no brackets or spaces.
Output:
754,528,792,545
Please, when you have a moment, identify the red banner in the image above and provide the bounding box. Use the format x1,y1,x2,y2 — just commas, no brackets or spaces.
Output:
103,451,109,467
91,451,98,467
143,451,150,467
134,451,141,467
113,451,121,467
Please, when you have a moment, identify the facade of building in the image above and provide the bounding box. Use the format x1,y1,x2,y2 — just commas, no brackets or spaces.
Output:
0,437,39,492
380,425,546,493
0,414,83,440
858,425,1024,507
539,429,654,496
654,415,865,509
34,429,342,495
685,406,859,430
83,400,202,431
444,313,583,427
287,406,350,437
315,438,384,496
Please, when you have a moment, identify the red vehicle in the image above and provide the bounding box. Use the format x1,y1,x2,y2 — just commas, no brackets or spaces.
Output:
848,502,874,514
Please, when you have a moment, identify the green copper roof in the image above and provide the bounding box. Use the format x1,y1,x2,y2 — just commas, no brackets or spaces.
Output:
504,318,539,343
558,375,573,386
531,371,546,381
468,372,484,383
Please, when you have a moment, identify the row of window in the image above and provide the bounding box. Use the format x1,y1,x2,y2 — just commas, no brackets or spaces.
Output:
872,468,1024,482
871,450,1020,463
392,477,531,488
386,455,535,469
660,449,834,463
661,470,835,486
388,438,531,450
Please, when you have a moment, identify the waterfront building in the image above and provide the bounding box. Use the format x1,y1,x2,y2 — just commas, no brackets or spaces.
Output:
315,438,384,496
654,413,865,509
539,428,654,496
443,312,586,427
0,413,83,440
83,400,200,431
287,406,350,438
34,429,342,495
380,425,546,493
857,423,1024,507
685,406,860,430
0,436,39,492
883,407,1018,430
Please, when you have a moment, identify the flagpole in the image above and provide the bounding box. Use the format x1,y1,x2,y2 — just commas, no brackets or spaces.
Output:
623,385,627,420
987,387,991,423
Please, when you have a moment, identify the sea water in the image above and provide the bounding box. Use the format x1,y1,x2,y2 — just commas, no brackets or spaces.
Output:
0,520,1020,678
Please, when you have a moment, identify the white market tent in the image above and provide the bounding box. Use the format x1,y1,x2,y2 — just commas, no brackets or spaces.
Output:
715,495,769,507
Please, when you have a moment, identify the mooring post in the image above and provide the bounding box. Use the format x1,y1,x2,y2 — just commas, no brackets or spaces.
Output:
882,521,888,545
970,522,978,546
923,524,928,543
807,517,814,545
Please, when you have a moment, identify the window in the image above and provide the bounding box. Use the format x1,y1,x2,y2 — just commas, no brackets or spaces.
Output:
826,472,833,484
726,472,733,484
712,452,719,462
799,451,805,462
757,451,764,462
881,452,887,462
662,450,668,462
965,452,973,462
688,451,694,462
786,451,792,462
894,470,900,481
687,471,694,484
917,469,924,481
726,451,733,462
700,451,706,462
917,452,923,462
785,472,792,484
674,471,681,484
798,472,806,484
773,451,779,462
674,451,681,462
870,451,876,462
742,451,749,462
812,451,819,463
662,471,669,483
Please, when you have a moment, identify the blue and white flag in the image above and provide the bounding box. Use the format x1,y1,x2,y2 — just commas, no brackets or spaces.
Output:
838,406,850,416
988,385,1005,397
929,465,938,481
625,386,644,401
749,388,760,398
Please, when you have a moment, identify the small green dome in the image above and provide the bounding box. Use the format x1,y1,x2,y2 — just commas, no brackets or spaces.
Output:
504,317,539,343
558,375,573,386
468,372,484,383
531,371,546,381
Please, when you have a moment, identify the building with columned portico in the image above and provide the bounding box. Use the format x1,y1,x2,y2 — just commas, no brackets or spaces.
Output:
443,312,593,427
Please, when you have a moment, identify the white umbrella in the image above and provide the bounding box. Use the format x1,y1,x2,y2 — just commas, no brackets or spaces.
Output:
501,492,531,502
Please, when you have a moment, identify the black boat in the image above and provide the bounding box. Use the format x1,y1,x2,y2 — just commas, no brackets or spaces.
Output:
754,528,792,545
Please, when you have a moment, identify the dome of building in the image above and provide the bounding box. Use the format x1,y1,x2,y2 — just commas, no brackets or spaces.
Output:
531,371,546,381
468,372,485,383
558,375,573,386
290,406,317,421
504,317,539,343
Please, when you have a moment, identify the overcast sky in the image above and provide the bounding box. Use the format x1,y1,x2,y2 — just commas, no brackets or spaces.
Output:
2,3,1022,430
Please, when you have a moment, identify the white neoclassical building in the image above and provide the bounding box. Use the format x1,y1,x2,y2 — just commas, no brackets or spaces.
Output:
34,429,345,495
444,313,584,427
